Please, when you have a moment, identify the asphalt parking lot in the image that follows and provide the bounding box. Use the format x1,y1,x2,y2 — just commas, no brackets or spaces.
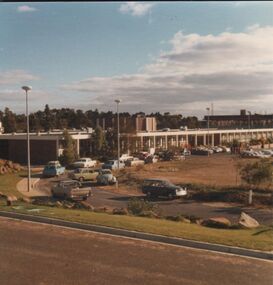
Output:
37,177,273,225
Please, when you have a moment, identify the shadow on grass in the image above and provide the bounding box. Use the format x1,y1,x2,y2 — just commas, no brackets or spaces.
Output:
252,228,273,236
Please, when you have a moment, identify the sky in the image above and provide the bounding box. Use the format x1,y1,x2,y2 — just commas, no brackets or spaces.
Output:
1,1,273,118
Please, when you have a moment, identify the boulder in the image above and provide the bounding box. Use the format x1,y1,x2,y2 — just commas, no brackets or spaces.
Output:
74,201,94,211
112,208,128,215
6,195,18,206
202,217,231,229
55,201,63,208
238,212,260,229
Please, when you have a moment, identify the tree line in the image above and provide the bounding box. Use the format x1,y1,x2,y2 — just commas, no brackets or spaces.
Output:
0,105,200,133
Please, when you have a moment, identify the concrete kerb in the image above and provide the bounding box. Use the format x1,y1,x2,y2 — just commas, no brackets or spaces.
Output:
0,210,272,262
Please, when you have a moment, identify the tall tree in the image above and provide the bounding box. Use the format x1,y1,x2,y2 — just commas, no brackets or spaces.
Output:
2,107,17,133
59,130,77,165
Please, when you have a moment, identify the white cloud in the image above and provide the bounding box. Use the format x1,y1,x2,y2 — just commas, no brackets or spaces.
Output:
0,70,39,85
17,5,37,13
119,2,155,17
62,25,273,116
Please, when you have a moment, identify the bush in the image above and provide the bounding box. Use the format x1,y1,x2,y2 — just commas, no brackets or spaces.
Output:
127,197,155,216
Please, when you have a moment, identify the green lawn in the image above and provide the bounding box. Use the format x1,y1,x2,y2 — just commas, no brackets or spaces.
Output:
0,172,25,198
0,172,272,252
0,199,272,252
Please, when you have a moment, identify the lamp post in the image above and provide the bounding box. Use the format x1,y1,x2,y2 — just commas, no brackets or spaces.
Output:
206,107,210,145
206,107,210,157
22,86,32,192
115,99,121,170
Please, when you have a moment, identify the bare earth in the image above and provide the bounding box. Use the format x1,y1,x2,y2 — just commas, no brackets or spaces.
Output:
111,154,271,195
0,217,272,285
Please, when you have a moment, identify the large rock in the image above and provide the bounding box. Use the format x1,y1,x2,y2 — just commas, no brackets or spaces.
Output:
6,195,18,206
74,201,94,211
112,208,128,215
238,212,260,228
202,217,232,229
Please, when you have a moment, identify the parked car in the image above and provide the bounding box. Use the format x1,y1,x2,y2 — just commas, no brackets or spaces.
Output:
51,180,92,200
145,155,159,164
96,169,117,185
102,160,125,170
182,149,191,156
42,164,65,178
69,168,100,182
162,128,170,132
125,157,145,167
142,179,187,199
47,160,62,167
71,158,96,168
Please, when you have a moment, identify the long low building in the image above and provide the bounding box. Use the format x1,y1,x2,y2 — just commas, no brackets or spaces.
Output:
0,127,273,164
125,128,273,151
0,131,92,164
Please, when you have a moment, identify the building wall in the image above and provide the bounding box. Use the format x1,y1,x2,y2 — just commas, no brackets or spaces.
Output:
6,140,57,165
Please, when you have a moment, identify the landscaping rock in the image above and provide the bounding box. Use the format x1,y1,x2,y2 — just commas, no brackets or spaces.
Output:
238,212,260,228
55,201,63,208
202,217,231,229
6,195,17,206
112,208,128,215
74,201,94,211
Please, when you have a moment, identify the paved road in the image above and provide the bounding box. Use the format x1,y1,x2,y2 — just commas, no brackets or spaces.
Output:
0,217,272,285
37,177,273,225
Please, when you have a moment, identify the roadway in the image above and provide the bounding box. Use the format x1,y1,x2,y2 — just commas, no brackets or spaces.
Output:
0,217,272,285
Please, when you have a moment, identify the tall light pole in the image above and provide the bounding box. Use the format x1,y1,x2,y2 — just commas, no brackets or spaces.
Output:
206,107,210,146
115,99,121,169
22,86,32,192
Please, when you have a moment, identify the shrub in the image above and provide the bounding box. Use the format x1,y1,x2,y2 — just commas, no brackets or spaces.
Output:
127,197,155,216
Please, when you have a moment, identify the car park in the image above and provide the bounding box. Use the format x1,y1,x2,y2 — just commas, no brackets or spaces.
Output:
71,157,96,168
51,180,92,200
69,168,100,182
142,179,187,199
96,169,117,185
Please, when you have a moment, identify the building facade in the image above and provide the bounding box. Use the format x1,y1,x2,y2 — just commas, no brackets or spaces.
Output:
203,110,273,129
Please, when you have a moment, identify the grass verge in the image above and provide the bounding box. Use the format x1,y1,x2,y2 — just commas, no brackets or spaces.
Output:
0,199,272,252
0,172,25,198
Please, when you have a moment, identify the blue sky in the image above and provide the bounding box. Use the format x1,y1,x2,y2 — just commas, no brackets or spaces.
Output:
1,2,273,117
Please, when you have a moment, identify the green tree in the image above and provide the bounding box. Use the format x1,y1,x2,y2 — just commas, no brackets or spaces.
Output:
59,130,77,165
2,107,17,133
93,126,106,154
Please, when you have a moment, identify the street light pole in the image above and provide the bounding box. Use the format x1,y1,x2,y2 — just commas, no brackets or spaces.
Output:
115,99,121,170
206,107,210,157
22,86,32,192
206,107,210,146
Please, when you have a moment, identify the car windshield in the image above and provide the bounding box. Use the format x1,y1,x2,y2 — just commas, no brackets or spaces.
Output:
45,166,55,170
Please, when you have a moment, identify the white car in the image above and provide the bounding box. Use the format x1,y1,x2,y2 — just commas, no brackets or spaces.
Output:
72,158,96,168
